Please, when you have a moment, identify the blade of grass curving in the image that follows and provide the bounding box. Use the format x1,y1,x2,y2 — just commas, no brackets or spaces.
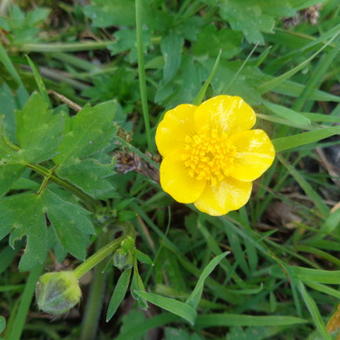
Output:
186,252,228,309
193,49,222,105
273,126,340,152
5,263,44,340
259,32,339,93
135,0,153,151
298,281,332,340
278,155,329,216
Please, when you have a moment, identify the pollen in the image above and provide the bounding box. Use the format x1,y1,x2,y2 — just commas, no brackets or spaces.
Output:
183,128,236,183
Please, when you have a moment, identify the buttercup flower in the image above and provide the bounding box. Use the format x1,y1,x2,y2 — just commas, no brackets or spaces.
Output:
156,95,275,216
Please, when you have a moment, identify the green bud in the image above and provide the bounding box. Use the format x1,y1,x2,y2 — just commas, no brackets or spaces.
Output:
120,236,135,252
113,248,133,270
35,271,81,315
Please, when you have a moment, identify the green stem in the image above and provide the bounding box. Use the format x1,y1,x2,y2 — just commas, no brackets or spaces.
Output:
25,163,97,210
74,236,123,279
135,0,153,151
5,263,44,340
80,233,109,340
16,41,114,53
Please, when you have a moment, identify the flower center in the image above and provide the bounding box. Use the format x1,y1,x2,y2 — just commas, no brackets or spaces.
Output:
182,128,236,184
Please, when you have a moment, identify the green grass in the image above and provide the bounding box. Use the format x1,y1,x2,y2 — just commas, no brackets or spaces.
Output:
0,1,339,340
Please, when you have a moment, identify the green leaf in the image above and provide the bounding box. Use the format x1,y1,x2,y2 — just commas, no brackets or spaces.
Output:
161,33,184,84
135,249,153,265
56,158,114,199
15,92,64,162
83,0,135,28
0,193,47,271
219,0,276,44
192,25,242,58
0,165,24,197
43,190,95,260
53,100,116,166
186,252,228,310
298,281,332,340
273,126,340,152
134,291,197,325
196,313,307,328
106,268,132,322
0,83,17,141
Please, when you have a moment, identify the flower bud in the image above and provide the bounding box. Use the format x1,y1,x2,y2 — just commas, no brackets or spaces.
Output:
113,248,133,270
35,271,81,315
121,236,135,252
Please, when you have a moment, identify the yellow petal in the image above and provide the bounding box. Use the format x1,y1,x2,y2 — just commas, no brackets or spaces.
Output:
155,104,196,157
194,95,256,134
160,157,205,204
194,178,252,216
229,129,275,182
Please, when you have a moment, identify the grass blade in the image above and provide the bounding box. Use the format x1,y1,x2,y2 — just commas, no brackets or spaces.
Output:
196,313,307,328
186,252,228,309
273,126,340,152
298,281,332,340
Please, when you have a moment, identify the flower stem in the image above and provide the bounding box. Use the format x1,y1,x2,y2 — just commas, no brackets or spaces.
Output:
73,236,124,279
135,0,153,152
80,233,109,340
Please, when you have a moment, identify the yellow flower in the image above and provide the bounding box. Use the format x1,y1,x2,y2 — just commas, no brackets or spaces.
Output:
155,95,275,216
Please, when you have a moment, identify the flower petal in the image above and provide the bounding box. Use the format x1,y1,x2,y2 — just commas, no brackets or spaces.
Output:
160,157,205,204
229,129,275,182
194,95,256,134
156,104,196,157
194,178,252,216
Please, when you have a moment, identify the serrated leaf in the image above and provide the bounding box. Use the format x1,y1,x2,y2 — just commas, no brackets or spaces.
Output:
83,0,135,28
0,193,48,271
106,268,132,322
43,189,95,260
15,92,64,162
56,158,114,199
219,0,275,44
54,100,116,166
192,25,242,59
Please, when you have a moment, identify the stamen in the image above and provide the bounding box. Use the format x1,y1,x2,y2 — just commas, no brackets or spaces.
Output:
182,129,236,184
